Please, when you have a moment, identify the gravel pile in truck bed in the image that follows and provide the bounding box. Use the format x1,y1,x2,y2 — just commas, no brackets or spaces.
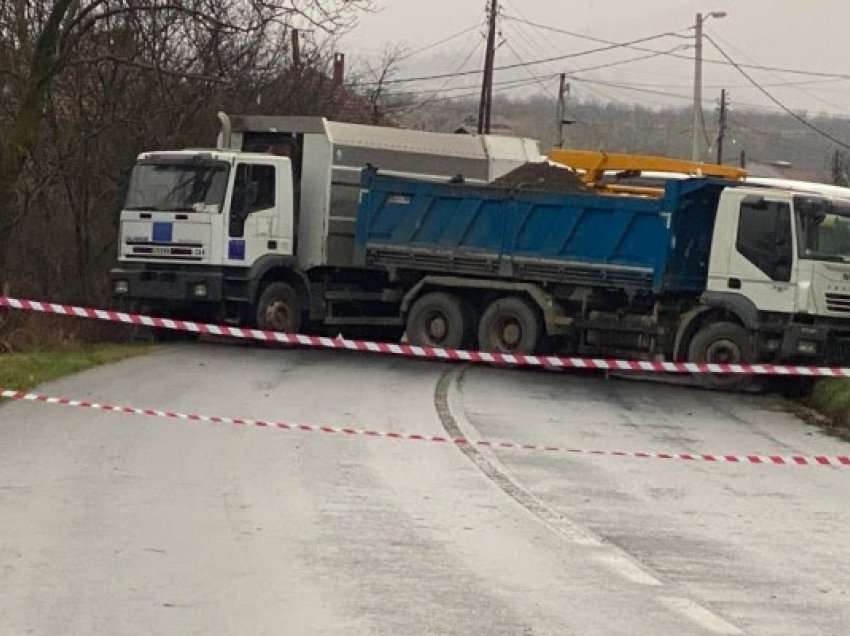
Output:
492,162,591,193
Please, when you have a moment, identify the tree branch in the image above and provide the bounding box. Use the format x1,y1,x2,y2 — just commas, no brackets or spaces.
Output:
68,55,231,83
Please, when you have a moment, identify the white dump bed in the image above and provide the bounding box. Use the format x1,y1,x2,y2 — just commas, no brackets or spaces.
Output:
219,115,541,269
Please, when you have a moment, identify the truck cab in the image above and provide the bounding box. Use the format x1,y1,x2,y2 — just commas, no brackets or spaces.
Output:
696,186,850,367
112,149,294,313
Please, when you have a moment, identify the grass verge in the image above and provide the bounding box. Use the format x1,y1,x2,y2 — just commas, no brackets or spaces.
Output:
803,379,850,431
0,344,153,392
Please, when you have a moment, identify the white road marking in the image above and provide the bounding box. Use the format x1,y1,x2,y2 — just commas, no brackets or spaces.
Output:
657,596,744,635
594,553,662,586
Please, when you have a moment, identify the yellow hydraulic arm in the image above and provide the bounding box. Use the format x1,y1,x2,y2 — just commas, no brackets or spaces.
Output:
548,148,747,194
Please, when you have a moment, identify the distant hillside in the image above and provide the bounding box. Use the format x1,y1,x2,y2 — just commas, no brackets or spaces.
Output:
399,94,850,182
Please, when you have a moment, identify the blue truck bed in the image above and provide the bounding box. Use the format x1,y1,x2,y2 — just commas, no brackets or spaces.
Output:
353,168,731,294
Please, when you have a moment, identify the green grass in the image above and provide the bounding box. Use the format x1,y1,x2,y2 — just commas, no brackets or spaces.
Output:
806,379,850,428
0,344,153,392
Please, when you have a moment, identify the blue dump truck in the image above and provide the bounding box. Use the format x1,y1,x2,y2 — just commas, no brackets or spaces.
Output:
354,167,727,356
112,115,850,389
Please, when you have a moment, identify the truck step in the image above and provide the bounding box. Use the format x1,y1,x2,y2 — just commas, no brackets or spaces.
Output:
324,289,403,303
323,316,404,326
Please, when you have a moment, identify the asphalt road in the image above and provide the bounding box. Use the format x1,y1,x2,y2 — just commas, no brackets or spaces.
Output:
2,343,849,635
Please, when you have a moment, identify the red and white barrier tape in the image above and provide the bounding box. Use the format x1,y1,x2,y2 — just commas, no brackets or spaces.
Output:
2,295,848,377
2,387,848,467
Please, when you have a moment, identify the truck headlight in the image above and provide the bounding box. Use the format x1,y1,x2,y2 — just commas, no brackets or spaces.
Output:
114,280,129,295
797,340,818,355
192,283,208,298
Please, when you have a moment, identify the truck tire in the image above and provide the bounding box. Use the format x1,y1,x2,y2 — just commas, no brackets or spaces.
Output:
687,321,753,391
478,296,542,355
256,282,301,333
406,292,472,349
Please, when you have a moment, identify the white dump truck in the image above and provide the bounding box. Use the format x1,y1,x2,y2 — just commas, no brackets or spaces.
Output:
110,112,540,332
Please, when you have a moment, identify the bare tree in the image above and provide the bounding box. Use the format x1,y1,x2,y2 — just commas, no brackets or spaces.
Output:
0,0,371,291
361,43,410,125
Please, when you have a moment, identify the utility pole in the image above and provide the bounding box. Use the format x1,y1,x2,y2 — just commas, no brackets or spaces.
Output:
477,0,498,135
716,88,727,164
556,74,570,147
691,10,727,162
691,13,705,162
833,149,850,186
291,28,301,69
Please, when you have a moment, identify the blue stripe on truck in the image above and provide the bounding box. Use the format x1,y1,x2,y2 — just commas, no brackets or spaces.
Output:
152,222,173,243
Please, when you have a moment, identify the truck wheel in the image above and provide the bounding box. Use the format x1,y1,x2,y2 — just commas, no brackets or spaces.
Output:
687,321,753,390
256,282,301,332
478,296,542,355
406,292,471,349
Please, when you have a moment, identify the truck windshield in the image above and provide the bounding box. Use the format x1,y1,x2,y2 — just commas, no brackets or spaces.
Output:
124,160,230,212
795,196,850,262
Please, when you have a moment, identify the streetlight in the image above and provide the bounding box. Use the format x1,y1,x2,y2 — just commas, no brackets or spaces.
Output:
692,10,728,162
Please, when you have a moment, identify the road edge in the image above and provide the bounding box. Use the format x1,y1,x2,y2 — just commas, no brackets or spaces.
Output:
435,366,746,636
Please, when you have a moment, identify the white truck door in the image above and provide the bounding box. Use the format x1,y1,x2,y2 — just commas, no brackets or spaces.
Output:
725,195,797,313
225,159,293,266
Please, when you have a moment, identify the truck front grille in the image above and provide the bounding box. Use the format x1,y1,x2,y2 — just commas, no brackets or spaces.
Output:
125,241,204,261
826,293,850,313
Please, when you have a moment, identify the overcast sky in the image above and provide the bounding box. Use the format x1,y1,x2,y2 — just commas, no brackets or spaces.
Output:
337,0,850,118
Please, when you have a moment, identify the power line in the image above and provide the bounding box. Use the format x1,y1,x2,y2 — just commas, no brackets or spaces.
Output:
499,0,622,105
387,48,695,98
503,37,556,96
586,76,850,90
500,21,560,96
706,30,850,115
559,74,847,117
728,116,831,149
390,73,557,97
390,70,849,119
388,71,764,110
389,36,487,115
386,76,549,111
396,23,483,62
346,28,689,87
430,36,485,94
566,45,692,75
499,3,564,75
704,33,850,150
502,14,850,81
564,76,694,101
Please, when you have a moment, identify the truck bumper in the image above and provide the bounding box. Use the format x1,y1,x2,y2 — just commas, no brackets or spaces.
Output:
780,322,850,365
110,264,225,305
